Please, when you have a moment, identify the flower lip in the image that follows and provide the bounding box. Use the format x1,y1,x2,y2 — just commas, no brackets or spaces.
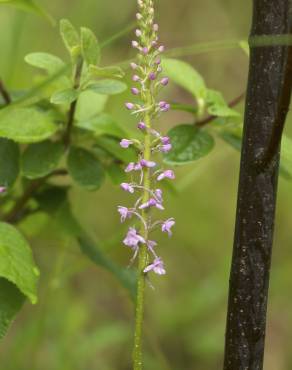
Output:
123,227,146,248
144,257,166,275
161,218,175,237
120,182,135,193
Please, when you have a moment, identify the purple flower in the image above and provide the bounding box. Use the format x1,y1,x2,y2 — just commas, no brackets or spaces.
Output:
118,206,132,222
144,257,166,275
125,162,142,172
142,47,149,55
155,57,161,65
131,87,140,95
132,75,140,82
125,102,134,110
158,45,165,52
149,72,156,80
139,198,164,210
160,77,169,86
161,103,170,112
161,136,171,145
137,121,146,130
160,144,172,153
123,227,145,248
125,162,135,172
155,189,163,202
0,186,6,194
140,159,157,168
120,139,133,148
157,170,175,181
120,182,135,193
161,218,175,237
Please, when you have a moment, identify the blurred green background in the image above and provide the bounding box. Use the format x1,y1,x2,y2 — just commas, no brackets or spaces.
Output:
1,1,292,369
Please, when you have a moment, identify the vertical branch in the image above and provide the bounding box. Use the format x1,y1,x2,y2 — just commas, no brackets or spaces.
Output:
0,79,11,105
223,1,292,369
63,57,83,148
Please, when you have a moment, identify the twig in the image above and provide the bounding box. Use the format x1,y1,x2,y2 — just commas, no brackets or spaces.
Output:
196,92,245,127
63,58,83,148
0,79,11,105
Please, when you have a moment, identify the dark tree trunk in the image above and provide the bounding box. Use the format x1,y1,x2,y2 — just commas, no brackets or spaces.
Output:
223,1,292,369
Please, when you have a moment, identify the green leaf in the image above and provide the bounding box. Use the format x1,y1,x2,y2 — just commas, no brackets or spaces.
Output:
0,279,25,340
25,53,65,74
81,27,101,66
162,58,207,114
75,90,108,121
78,236,136,299
0,0,54,24
50,88,79,105
164,124,215,165
0,108,59,143
60,19,80,55
34,186,68,214
95,136,137,163
21,140,64,179
0,222,39,304
206,89,240,117
67,147,105,190
89,65,125,79
0,138,20,187
86,79,127,95
76,113,127,138
106,163,126,185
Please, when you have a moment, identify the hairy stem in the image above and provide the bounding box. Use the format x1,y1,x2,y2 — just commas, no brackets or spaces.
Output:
63,57,83,148
133,94,152,370
0,79,11,105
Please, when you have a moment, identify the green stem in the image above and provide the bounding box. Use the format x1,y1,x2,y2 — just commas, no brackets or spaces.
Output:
133,94,152,370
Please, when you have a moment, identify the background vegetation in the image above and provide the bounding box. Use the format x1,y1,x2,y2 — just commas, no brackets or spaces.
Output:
1,1,292,369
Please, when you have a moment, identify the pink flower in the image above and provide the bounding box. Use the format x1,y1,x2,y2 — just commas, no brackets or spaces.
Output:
161,218,175,237
160,144,172,153
139,198,164,210
157,170,175,181
120,139,133,148
123,227,145,248
140,159,157,168
118,206,132,222
144,257,166,275
0,186,6,194
125,102,134,110
160,77,169,86
120,183,135,193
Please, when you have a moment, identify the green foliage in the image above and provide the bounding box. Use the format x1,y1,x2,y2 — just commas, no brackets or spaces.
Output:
78,236,136,299
86,79,127,95
25,52,65,74
0,108,59,143
0,138,20,187
0,279,25,340
95,136,137,163
164,124,215,165
50,88,79,105
162,58,207,115
60,19,80,56
81,27,101,66
76,113,127,138
67,147,105,190
206,90,240,117
280,135,292,179
89,65,125,79
21,140,64,179
75,91,108,121
0,222,39,304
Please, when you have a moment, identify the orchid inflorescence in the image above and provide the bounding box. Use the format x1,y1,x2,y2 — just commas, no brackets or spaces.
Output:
118,0,175,276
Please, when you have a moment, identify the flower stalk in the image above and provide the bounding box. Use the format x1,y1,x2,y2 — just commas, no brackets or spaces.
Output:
118,1,175,369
